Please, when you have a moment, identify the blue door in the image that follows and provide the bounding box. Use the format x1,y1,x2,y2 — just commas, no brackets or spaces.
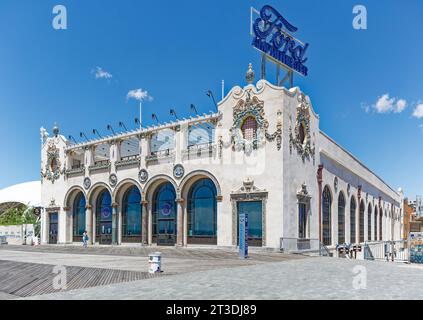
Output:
237,201,263,247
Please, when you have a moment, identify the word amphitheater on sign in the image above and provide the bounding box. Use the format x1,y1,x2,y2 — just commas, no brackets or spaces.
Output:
251,5,309,87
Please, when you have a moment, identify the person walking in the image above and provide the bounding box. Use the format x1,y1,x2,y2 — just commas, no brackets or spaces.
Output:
82,231,89,248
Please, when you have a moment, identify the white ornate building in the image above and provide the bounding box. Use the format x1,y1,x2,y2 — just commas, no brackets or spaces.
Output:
40,67,404,252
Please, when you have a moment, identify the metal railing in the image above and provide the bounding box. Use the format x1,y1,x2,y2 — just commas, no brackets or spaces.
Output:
120,154,140,162
364,240,408,262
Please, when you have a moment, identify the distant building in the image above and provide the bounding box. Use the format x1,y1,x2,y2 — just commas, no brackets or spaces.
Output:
408,196,423,235
0,181,41,214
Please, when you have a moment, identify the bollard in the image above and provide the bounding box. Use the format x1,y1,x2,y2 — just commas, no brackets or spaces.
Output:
148,252,162,274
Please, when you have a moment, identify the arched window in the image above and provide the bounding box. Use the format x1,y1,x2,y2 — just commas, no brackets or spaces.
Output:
95,190,112,245
241,116,257,141
359,201,365,243
299,122,306,144
153,182,177,245
379,207,383,241
187,179,217,245
122,186,142,242
73,192,86,240
322,186,332,246
350,197,357,243
50,158,58,172
374,205,378,241
338,192,345,244
367,204,372,241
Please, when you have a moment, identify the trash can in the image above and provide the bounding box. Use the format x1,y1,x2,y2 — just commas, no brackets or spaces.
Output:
148,252,162,274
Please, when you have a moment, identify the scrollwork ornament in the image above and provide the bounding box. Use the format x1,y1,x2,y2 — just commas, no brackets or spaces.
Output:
289,93,315,162
44,143,61,183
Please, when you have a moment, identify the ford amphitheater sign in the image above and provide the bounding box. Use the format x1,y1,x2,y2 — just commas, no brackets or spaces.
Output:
252,5,309,77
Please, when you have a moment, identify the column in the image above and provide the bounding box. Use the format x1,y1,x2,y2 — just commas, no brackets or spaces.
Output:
176,198,184,246
64,207,72,243
42,209,49,244
141,200,149,245
112,203,118,245
85,205,93,245
148,202,153,245
317,165,323,243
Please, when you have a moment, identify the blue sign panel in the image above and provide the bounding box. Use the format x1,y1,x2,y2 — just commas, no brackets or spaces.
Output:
252,5,309,76
239,213,249,259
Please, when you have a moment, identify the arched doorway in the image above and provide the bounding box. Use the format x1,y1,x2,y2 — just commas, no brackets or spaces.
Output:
187,178,217,245
350,197,357,243
152,182,177,246
122,186,142,243
338,192,345,244
322,186,332,246
73,192,86,242
95,189,112,245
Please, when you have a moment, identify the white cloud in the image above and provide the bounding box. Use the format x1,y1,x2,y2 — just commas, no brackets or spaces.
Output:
372,93,407,114
413,103,423,119
93,66,112,80
126,88,153,102
395,99,407,113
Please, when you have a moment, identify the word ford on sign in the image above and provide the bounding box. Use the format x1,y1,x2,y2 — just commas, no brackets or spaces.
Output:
252,5,309,76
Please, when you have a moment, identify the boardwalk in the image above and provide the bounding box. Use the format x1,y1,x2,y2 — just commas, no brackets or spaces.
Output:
0,259,162,298
0,244,303,299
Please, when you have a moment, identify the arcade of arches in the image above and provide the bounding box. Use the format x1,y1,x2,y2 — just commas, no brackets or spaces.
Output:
69,177,220,246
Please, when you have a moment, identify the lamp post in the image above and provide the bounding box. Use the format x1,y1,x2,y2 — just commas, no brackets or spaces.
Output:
79,132,89,141
206,90,218,112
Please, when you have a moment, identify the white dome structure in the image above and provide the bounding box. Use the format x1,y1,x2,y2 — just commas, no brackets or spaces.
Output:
0,181,41,213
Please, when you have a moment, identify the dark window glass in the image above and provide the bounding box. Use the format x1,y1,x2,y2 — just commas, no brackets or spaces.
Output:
73,192,86,236
338,193,345,244
379,208,383,240
298,203,307,239
322,186,332,246
374,206,378,241
153,182,176,237
299,122,306,144
188,179,217,239
350,197,356,243
237,201,262,245
368,204,372,241
359,201,365,243
122,186,141,236
96,190,112,236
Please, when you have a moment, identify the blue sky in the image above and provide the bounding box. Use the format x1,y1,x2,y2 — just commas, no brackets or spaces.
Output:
0,0,422,198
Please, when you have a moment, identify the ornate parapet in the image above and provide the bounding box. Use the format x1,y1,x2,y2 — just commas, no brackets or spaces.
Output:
181,143,217,160
88,160,111,173
115,156,141,169
145,150,175,164
65,166,85,177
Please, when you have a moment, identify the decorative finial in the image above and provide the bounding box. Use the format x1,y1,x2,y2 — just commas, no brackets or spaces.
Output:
40,127,49,145
246,63,255,84
52,123,59,137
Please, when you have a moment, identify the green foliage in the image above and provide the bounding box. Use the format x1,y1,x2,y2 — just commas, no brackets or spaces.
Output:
0,206,38,226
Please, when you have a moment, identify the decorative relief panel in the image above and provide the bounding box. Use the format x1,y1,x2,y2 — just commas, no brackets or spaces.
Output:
231,91,282,154
289,93,315,162
42,141,63,184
